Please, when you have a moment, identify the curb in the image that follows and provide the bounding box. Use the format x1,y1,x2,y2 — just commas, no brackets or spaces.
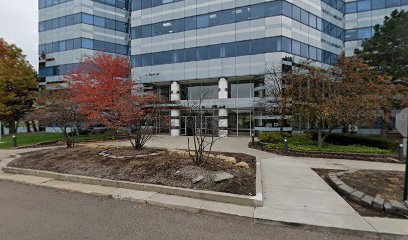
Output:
2,166,261,207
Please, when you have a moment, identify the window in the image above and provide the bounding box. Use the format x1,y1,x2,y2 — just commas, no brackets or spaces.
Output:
208,44,221,59
300,43,308,58
197,15,209,28
185,48,197,62
292,5,301,22
357,27,372,39
251,39,265,55
266,1,282,17
345,29,357,41
282,37,292,53
249,4,265,19
282,1,292,17
197,46,208,60
106,19,116,30
235,41,250,56
173,49,185,63
309,14,317,28
132,0,141,11
209,13,221,26
73,38,81,49
94,16,105,27
372,0,386,9
82,38,93,49
230,83,254,98
222,9,236,24
142,25,152,38
66,39,74,50
309,46,317,60
386,0,400,7
142,54,152,67
301,9,308,25
94,40,105,51
185,16,197,31
292,40,301,55
358,0,371,12
345,2,357,13
235,7,250,22
82,14,93,25
265,37,281,52
221,43,235,57
141,0,152,9
59,41,66,51
152,23,163,36
132,55,142,67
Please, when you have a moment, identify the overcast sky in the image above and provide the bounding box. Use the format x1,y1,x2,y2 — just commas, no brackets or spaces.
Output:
0,0,38,69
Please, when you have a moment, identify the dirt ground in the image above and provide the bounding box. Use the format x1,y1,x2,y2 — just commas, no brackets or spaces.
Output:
340,170,404,201
314,169,405,218
9,146,256,196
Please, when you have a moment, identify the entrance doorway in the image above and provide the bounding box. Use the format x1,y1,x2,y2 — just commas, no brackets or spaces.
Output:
180,111,218,136
228,109,254,136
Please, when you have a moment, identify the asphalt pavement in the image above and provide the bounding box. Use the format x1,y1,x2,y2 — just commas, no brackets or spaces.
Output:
0,181,383,240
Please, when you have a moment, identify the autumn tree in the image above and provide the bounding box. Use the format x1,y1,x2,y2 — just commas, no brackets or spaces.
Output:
29,90,84,148
286,56,383,147
68,54,166,150
0,38,38,133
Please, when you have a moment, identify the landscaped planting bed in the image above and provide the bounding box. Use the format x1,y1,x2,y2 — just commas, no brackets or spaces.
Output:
251,132,400,162
314,169,407,219
8,146,256,196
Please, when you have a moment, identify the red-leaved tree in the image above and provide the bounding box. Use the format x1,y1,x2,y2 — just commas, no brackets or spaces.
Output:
66,54,167,150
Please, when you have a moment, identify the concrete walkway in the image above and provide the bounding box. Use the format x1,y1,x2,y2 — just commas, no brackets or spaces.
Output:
98,136,408,235
1,136,408,236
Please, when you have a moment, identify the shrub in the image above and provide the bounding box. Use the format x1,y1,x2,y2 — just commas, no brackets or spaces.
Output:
291,132,313,141
308,132,398,150
259,132,288,143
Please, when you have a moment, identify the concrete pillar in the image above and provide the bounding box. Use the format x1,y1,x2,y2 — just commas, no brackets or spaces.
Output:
170,81,180,136
218,78,228,138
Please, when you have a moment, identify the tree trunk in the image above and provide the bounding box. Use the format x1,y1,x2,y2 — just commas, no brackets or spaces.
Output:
25,121,31,133
279,110,286,134
381,110,391,137
8,120,16,134
317,127,323,148
32,121,38,132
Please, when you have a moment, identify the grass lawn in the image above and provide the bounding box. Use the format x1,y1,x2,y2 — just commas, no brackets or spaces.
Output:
0,130,126,149
0,132,63,149
266,138,394,154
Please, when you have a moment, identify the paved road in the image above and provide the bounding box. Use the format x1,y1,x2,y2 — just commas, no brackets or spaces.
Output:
0,181,377,240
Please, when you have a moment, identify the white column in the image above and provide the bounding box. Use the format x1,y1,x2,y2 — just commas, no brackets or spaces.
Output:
218,78,228,138
170,81,181,136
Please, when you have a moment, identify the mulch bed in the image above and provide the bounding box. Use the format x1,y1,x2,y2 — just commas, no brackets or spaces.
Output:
314,169,406,218
9,146,256,196
250,142,400,163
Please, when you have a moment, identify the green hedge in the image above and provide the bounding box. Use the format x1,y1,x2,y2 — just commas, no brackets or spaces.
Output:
259,132,291,143
309,132,398,150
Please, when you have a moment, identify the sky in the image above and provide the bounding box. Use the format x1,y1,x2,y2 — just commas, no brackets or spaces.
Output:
0,0,38,69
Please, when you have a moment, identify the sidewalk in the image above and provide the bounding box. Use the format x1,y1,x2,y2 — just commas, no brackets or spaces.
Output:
1,137,408,237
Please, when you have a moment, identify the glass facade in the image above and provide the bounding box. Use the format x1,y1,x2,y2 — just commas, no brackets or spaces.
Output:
39,0,129,10
131,36,338,67
39,13,128,33
39,38,129,55
132,0,344,12
131,1,344,41
345,0,408,13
